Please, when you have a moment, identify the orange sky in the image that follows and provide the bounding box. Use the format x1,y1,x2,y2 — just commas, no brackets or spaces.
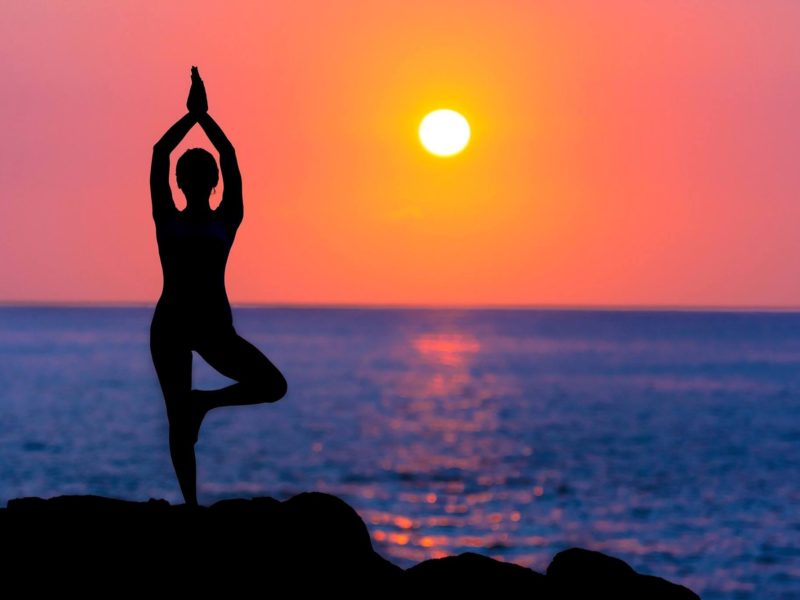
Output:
2,1,800,307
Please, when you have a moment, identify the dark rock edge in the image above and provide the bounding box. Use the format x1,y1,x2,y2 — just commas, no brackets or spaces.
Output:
1,492,700,598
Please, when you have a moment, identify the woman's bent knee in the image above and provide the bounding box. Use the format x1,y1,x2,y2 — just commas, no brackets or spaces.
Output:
256,370,287,403
243,368,287,404
269,373,288,403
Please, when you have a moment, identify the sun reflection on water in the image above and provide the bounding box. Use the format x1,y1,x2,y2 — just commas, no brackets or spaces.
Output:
357,328,540,567
413,333,481,366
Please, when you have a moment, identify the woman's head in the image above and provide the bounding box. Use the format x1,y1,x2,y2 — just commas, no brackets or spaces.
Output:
176,148,219,197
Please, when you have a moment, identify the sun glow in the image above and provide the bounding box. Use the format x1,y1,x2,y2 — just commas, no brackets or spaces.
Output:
418,109,471,156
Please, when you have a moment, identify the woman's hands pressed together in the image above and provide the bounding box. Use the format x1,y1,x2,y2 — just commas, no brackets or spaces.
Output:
187,66,208,115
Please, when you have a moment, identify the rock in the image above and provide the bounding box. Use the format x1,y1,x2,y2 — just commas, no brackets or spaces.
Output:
1,492,400,593
547,548,701,599
0,495,700,598
405,551,547,596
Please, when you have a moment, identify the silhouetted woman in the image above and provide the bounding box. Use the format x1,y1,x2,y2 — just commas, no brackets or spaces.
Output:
150,67,287,505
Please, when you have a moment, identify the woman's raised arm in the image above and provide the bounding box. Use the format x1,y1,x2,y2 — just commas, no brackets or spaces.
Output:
150,113,196,221
197,112,243,227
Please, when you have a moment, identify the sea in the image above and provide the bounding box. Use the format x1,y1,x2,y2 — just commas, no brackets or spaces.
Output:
0,306,798,598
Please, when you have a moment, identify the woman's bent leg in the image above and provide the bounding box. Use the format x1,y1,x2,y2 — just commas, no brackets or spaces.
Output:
194,330,287,411
150,326,198,505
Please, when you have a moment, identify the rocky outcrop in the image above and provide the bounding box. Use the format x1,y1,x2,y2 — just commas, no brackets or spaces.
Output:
0,494,699,598
546,548,700,599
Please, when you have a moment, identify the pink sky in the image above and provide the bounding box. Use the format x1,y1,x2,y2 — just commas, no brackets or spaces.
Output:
2,1,800,307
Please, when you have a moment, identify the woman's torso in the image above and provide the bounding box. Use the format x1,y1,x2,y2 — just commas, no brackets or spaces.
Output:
154,210,236,330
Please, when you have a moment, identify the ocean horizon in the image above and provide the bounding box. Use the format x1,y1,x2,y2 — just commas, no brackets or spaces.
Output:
1,305,798,598
7,300,800,312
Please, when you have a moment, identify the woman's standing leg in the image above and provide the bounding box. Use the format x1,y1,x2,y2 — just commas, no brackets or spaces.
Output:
150,323,198,505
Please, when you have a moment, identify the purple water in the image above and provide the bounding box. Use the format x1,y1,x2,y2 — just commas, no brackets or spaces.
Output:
1,306,798,598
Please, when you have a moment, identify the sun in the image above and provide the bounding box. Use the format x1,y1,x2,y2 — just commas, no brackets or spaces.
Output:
419,109,470,157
